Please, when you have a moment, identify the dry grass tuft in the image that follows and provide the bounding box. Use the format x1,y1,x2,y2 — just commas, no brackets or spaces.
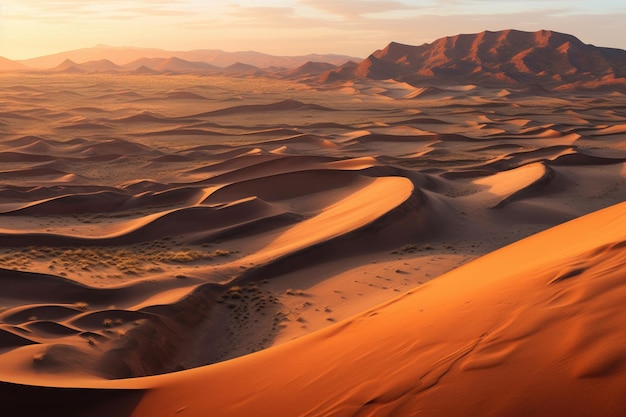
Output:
0,243,234,277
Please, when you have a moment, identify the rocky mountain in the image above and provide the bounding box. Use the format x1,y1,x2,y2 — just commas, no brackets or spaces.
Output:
7,29,626,91
325,29,626,90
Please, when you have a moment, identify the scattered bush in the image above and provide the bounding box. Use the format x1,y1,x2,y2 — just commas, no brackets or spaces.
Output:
0,243,234,277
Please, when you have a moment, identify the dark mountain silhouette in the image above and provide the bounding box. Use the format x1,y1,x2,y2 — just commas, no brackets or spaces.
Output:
324,29,626,91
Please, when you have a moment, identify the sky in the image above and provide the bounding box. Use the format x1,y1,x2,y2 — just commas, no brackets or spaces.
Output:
1,0,626,60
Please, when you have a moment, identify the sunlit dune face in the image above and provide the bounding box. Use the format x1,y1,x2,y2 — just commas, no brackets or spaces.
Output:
0,69,625,417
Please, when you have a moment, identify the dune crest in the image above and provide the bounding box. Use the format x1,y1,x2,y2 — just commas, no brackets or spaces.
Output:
123,202,626,417
0,70,625,416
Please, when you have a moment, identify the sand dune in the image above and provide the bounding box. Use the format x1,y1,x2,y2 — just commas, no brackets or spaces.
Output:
2,202,625,417
126,202,626,417
470,162,553,208
0,152,55,163
191,99,336,117
0,72,625,416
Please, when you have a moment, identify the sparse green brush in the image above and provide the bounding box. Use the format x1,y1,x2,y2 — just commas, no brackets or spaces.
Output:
157,249,232,263
393,243,435,254
75,302,89,310
158,251,196,263
0,244,234,276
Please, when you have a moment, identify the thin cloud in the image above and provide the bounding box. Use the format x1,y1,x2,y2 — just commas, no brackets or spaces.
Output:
229,6,297,20
2,0,192,19
300,0,417,18
119,8,191,17
2,0,626,60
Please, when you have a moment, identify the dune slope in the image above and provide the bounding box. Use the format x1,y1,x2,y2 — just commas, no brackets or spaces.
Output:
124,201,626,417
2,202,624,417
0,73,625,417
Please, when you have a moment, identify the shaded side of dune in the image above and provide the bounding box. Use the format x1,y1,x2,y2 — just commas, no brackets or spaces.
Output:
232,185,451,286
125,202,626,417
0,382,143,417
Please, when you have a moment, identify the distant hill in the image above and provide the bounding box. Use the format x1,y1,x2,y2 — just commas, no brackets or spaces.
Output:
51,58,123,73
130,65,161,75
0,56,27,72
10,30,626,91
78,59,123,73
123,57,170,71
223,62,262,75
17,45,360,70
152,57,220,74
51,59,85,73
324,29,626,91
286,61,338,77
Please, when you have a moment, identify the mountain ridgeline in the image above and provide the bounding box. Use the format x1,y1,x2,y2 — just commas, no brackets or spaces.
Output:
2,29,626,91
328,29,626,90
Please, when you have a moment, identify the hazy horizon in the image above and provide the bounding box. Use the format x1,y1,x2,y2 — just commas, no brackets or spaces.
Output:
1,0,626,60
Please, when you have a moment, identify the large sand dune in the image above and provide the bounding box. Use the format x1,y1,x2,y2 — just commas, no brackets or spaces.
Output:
0,72,624,416
130,201,626,417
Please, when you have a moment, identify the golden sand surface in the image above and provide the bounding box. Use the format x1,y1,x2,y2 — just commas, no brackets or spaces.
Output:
0,73,624,416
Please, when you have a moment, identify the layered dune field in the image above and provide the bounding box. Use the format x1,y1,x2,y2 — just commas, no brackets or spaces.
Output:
0,72,625,416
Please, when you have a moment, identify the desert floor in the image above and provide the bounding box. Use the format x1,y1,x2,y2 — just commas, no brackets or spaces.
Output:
0,73,624,416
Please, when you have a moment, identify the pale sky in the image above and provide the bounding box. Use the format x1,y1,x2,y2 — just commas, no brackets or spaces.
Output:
1,0,625,60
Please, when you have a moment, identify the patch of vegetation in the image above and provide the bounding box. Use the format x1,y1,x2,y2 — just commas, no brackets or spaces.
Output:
75,302,89,311
285,288,306,296
0,242,235,276
391,243,435,254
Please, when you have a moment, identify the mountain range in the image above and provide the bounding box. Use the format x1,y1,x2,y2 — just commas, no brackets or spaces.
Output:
2,29,626,91
11,45,359,70
329,29,626,90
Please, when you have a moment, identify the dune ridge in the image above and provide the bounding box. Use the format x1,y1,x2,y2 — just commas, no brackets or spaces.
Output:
1,202,624,417
124,201,626,417
0,72,625,416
